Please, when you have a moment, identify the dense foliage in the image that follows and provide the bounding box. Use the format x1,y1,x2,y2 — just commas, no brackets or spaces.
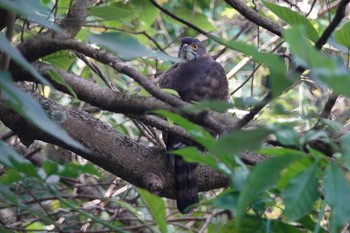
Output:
1,0,350,232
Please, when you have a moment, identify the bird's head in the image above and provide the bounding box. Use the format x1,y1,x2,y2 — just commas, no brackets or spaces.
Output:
178,37,207,61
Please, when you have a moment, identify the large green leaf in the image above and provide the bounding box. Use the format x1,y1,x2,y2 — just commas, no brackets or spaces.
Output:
284,27,350,97
88,32,177,61
0,33,51,86
40,51,75,70
154,110,215,148
236,152,304,228
0,0,61,32
88,6,135,21
138,188,168,233
0,72,86,152
262,1,319,42
173,147,231,175
282,162,319,220
335,21,350,49
324,162,350,233
170,9,216,31
209,128,272,156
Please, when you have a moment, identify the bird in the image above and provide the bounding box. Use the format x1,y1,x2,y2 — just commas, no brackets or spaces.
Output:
159,37,229,213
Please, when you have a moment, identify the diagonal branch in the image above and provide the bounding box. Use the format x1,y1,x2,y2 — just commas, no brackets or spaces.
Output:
224,0,283,36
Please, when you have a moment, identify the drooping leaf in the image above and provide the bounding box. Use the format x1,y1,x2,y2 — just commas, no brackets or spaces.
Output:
88,32,177,61
262,0,319,42
0,33,51,86
138,188,168,233
324,162,350,233
335,21,350,49
154,110,215,148
282,162,319,220
0,72,86,152
48,70,77,98
173,147,231,175
236,152,304,228
0,0,61,32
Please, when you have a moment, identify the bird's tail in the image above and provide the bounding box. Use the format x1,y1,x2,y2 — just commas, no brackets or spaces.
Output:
174,155,199,214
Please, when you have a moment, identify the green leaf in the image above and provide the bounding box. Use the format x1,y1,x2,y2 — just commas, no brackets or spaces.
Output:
324,162,350,233
223,215,303,233
88,6,135,21
182,100,233,113
335,21,350,48
48,70,77,98
171,9,216,31
206,189,239,211
262,0,319,42
173,147,231,174
236,153,304,228
154,110,215,148
209,128,272,156
0,0,61,32
40,51,75,70
284,27,350,97
138,188,168,233
282,162,319,220
88,32,177,61
0,33,51,86
0,72,87,152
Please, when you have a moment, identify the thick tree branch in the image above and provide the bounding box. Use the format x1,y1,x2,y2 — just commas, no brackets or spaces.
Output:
224,0,283,37
0,85,228,199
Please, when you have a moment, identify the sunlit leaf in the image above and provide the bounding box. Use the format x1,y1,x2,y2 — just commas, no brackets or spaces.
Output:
335,21,350,49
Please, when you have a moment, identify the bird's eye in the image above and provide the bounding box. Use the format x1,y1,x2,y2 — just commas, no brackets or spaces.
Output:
192,44,198,49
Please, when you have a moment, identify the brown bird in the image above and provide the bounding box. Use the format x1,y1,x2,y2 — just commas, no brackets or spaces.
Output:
160,37,229,213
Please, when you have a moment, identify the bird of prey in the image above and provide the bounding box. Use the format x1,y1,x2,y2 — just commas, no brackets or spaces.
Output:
160,37,229,213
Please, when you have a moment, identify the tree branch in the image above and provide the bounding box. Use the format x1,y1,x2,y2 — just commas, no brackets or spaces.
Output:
224,0,283,37
0,85,228,199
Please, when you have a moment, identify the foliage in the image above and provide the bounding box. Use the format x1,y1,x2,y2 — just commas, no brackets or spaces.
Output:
1,0,350,232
